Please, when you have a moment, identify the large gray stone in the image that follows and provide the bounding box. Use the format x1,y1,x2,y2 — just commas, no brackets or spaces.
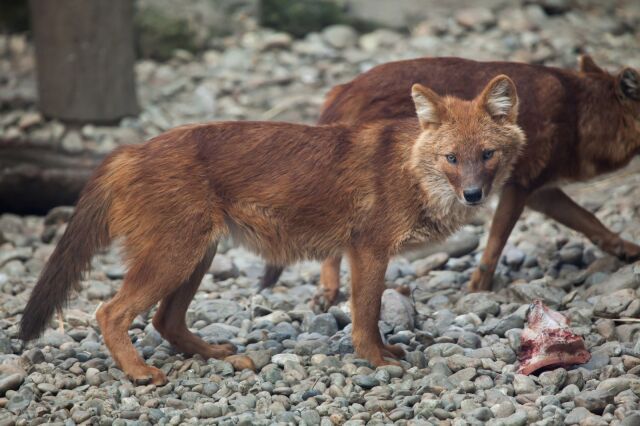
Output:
0,366,25,396
321,25,358,49
586,263,640,296
380,288,414,330
509,280,566,308
306,313,339,336
455,293,500,319
594,288,635,318
574,389,614,414
564,407,591,425
455,7,496,30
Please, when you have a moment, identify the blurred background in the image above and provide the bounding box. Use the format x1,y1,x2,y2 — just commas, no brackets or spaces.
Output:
0,0,639,214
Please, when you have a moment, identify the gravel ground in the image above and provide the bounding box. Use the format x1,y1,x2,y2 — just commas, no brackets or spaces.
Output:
2,1,640,425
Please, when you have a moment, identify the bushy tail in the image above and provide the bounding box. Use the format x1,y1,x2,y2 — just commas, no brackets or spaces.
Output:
19,173,112,341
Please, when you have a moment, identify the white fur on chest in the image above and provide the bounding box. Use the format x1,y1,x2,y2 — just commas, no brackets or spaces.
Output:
395,201,475,252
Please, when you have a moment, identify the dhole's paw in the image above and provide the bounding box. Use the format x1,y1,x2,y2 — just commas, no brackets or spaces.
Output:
369,351,403,367
225,354,256,371
617,240,640,262
207,343,237,359
358,343,405,367
598,237,640,262
310,288,342,312
378,358,403,367
129,365,167,386
383,344,405,359
469,268,493,292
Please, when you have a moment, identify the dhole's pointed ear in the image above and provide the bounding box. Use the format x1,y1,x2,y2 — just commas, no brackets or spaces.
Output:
479,75,518,123
412,84,443,128
578,54,605,74
618,68,640,101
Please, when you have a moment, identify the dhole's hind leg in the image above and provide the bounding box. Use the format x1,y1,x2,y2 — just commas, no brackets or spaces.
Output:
258,264,284,290
97,271,175,385
96,232,215,385
152,244,235,359
527,187,640,262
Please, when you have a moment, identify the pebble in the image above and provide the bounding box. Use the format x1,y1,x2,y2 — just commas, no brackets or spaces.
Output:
539,368,567,390
513,374,537,395
0,372,24,396
209,255,239,279
61,130,84,152
412,252,449,276
468,406,494,421
449,367,477,385
596,377,639,395
455,7,496,30
271,353,300,367
322,25,358,49
199,402,223,418
301,409,321,425
306,313,338,336
500,410,528,426
380,289,414,330
18,111,42,129
509,281,566,307
565,406,592,424
491,401,516,418
559,244,584,265
594,288,636,317
455,293,500,319
504,246,526,268
328,306,351,328
574,389,614,414
622,414,640,426
352,375,379,389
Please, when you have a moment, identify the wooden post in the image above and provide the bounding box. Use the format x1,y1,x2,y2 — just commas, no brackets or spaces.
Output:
29,0,139,123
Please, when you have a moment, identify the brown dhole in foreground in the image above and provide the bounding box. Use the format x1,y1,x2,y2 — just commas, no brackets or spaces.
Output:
20,76,525,384
261,55,640,303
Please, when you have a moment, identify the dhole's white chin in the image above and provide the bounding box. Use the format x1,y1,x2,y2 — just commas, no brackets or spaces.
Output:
458,197,486,207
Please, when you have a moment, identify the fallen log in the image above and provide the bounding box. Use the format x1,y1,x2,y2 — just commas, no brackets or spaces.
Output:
0,139,105,215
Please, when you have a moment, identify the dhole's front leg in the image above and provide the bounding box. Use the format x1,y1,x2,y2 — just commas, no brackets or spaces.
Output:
313,240,436,311
470,184,529,292
526,187,640,261
347,246,404,366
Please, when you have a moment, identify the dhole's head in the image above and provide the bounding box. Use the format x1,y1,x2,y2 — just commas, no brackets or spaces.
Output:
410,75,526,207
578,55,640,164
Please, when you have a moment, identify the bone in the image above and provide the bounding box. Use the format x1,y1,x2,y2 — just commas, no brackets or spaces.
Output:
518,300,591,375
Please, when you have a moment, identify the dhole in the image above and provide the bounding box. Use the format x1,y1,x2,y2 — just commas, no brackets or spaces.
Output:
20,76,525,384
261,55,640,302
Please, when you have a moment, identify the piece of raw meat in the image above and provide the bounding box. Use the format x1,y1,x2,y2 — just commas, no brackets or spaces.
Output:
518,300,591,375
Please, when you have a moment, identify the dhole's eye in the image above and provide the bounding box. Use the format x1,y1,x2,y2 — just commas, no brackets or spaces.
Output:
482,150,495,161
445,154,457,164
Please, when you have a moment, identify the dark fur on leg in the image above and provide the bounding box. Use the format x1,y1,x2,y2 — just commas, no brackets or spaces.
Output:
258,264,284,290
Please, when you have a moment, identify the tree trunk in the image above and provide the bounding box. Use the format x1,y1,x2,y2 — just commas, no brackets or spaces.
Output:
0,139,105,215
29,0,139,123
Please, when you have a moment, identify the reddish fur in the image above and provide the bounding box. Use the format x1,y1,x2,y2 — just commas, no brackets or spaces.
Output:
20,78,524,382
263,55,640,298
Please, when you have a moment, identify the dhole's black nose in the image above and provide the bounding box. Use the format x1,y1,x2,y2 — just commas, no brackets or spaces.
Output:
463,187,483,203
